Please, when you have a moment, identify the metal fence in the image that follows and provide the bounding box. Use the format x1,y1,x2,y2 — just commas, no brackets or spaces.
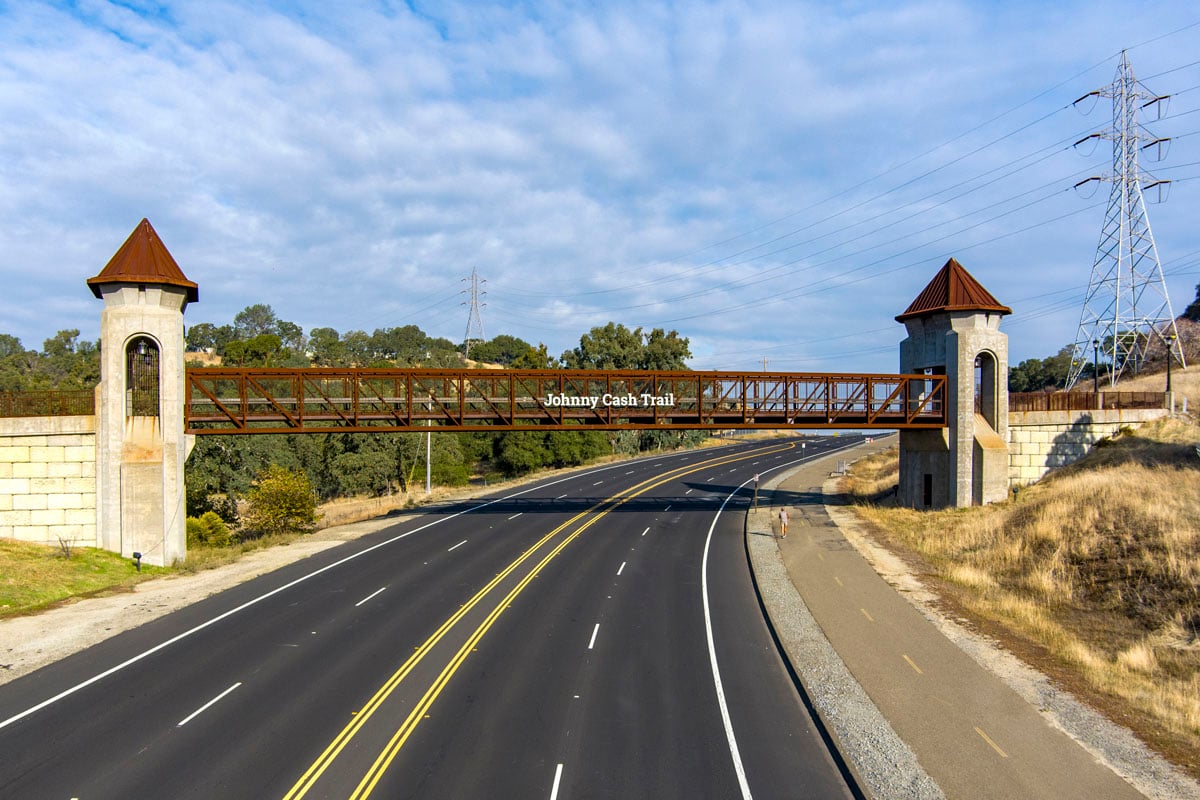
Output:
0,390,95,418
1008,391,1166,412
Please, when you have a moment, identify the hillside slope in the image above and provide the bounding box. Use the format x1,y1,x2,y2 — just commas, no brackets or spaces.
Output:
844,414,1200,778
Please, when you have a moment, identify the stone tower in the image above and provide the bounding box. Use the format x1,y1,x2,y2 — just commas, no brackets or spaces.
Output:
896,258,1011,508
88,219,198,566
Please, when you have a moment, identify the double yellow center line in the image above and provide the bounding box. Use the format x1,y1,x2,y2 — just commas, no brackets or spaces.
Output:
284,442,793,800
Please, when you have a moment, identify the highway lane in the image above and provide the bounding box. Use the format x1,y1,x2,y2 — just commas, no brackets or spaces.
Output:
0,436,863,799
350,436,862,800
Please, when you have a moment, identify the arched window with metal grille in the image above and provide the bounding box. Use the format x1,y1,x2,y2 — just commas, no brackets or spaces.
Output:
126,335,160,418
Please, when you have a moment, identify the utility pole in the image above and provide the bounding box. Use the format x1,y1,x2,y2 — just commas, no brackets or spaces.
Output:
761,357,768,371
1066,51,1185,389
426,395,432,495
462,268,486,360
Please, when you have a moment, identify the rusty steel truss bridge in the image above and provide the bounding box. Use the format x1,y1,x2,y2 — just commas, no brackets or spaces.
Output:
183,368,947,434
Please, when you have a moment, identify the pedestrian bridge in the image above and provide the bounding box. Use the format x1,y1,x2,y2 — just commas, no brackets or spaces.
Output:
183,368,947,433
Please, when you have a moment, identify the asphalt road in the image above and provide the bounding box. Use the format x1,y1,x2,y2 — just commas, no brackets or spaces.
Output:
0,436,864,800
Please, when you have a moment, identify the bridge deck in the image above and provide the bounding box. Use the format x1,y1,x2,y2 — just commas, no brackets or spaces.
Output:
185,368,947,434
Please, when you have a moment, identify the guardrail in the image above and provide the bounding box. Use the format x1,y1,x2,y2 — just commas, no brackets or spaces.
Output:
1008,391,1166,412
0,390,96,418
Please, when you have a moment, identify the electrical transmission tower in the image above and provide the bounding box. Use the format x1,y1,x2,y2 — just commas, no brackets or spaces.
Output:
461,267,486,359
1065,51,1184,390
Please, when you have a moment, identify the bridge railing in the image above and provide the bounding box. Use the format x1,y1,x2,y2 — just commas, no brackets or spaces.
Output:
185,368,948,433
1009,390,1166,412
0,390,96,418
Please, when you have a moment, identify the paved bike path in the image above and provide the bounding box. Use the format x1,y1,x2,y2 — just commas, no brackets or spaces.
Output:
747,441,1148,800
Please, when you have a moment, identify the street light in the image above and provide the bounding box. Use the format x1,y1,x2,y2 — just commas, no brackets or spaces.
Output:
1091,339,1099,394
1165,332,1177,394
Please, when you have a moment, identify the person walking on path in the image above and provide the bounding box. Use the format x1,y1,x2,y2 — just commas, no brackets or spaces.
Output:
778,507,788,539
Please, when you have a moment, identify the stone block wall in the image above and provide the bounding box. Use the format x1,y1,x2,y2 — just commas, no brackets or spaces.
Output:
0,416,96,547
1008,408,1166,486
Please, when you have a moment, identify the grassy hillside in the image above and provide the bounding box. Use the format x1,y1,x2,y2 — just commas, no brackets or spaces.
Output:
843,416,1200,776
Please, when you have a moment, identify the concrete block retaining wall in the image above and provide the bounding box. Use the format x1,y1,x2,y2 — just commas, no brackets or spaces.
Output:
0,416,97,547
1008,408,1167,486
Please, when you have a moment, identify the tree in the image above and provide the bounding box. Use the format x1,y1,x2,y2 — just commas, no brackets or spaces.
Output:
0,334,24,358
341,330,373,365
1008,344,1074,392
186,322,218,352
242,464,319,537
34,330,100,390
470,335,535,366
561,322,690,370
562,323,646,369
233,304,280,339
510,343,556,369
223,334,283,366
308,327,346,366
372,325,429,363
332,451,395,496
641,327,691,370
276,320,305,353
1184,282,1200,322
495,431,548,476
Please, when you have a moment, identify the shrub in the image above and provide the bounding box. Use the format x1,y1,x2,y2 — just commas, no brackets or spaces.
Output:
241,465,319,538
186,510,234,547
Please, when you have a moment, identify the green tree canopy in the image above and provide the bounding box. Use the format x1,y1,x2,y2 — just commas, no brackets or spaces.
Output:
1184,282,1200,322
0,334,24,358
233,303,280,339
561,323,690,370
469,334,535,366
1008,344,1074,392
307,327,345,366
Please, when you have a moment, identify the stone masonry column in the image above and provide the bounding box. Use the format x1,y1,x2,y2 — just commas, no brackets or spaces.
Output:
88,219,198,566
896,258,1011,508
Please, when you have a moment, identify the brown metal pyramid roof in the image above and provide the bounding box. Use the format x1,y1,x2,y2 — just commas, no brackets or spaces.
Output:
87,218,199,302
895,258,1009,322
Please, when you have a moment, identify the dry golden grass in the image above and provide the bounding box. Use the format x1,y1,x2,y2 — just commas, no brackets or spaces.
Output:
1111,363,1200,414
845,418,1200,770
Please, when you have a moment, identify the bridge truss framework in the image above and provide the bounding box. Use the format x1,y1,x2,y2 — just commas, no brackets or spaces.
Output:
184,368,947,434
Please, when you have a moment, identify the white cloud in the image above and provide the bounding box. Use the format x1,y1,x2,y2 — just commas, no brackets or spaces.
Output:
0,0,1196,373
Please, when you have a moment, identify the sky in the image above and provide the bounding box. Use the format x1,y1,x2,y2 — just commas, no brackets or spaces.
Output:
1,0,1198,374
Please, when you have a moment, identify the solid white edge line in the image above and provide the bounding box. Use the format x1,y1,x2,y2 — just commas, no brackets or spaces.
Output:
702,437,867,800
0,459,643,732
703,484,755,800
588,623,600,650
617,561,626,576
549,763,564,800
176,682,241,727
355,587,387,607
